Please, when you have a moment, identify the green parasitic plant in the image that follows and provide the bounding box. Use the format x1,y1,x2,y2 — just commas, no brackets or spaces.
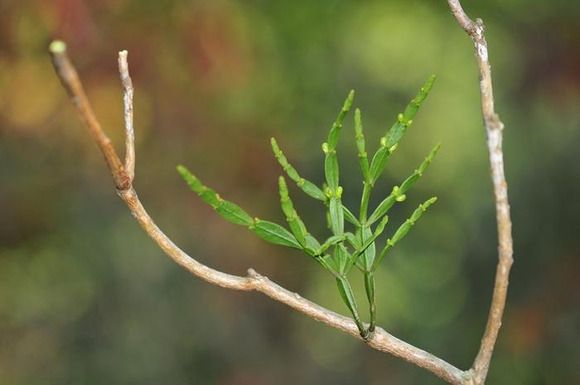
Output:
177,76,439,339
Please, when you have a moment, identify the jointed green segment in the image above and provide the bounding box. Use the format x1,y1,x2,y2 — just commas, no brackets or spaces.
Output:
179,76,439,339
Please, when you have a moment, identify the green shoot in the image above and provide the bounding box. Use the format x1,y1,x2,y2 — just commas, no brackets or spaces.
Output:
179,77,439,338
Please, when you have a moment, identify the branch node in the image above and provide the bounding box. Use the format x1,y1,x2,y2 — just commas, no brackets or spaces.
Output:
247,268,260,279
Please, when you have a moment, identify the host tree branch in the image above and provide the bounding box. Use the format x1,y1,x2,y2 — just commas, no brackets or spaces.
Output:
49,2,513,384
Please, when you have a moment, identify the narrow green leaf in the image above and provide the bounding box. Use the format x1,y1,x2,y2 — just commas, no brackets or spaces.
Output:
367,143,439,225
409,197,437,222
177,165,203,192
178,165,220,207
354,216,388,268
215,201,254,226
199,188,220,208
250,219,301,249
402,74,436,121
324,150,339,191
334,243,349,275
327,90,354,151
297,179,327,201
278,176,308,246
317,253,339,274
399,174,420,193
328,196,344,236
305,235,322,255
178,165,253,226
385,75,436,148
342,205,360,227
385,119,408,150
372,197,437,271
317,234,346,256
354,108,370,182
336,276,368,338
368,144,391,185
358,225,375,269
271,138,326,201
367,194,396,225
417,142,441,175
400,143,441,193
345,232,360,249
389,198,437,244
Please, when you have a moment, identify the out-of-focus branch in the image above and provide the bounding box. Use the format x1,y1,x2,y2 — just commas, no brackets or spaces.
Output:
49,40,465,385
446,2,514,384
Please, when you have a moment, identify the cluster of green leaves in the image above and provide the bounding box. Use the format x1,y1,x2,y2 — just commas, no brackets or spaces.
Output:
178,76,439,339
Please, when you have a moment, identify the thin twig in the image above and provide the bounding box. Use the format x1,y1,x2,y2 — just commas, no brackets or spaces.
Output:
49,39,465,385
446,2,514,384
118,50,135,182
49,41,130,190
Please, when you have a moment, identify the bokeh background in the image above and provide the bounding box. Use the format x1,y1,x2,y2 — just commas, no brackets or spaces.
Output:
1,0,579,384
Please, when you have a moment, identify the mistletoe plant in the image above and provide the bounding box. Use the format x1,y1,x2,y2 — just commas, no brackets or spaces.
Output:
177,76,439,339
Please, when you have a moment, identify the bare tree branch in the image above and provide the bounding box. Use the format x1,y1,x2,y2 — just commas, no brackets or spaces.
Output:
48,41,130,191
49,40,465,385
446,1,515,384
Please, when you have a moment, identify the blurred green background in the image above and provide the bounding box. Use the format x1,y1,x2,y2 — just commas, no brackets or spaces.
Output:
1,0,579,384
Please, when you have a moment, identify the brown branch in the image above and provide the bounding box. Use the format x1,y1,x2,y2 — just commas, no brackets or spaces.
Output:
49,41,131,190
49,40,465,385
446,2,515,384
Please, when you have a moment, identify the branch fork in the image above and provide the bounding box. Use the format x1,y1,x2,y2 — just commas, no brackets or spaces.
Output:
49,2,513,384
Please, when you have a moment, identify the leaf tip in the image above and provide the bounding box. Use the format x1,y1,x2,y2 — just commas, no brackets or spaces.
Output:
344,89,355,109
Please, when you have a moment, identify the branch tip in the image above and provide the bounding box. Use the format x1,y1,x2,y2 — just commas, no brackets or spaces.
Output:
49,40,67,53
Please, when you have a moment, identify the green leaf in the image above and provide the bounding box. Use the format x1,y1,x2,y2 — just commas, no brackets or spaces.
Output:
400,143,441,193
178,165,219,207
215,201,254,226
177,165,203,192
328,196,344,236
345,232,360,249
178,165,253,226
297,179,327,201
278,176,309,247
367,194,397,225
367,144,439,225
317,253,339,274
317,234,347,255
324,149,340,191
372,197,437,271
385,75,436,148
368,143,391,185
304,235,322,255
250,219,302,249
271,138,326,201
199,187,220,207
342,205,360,227
357,225,375,269
354,108,370,182
353,216,388,268
336,276,368,338
327,90,354,151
